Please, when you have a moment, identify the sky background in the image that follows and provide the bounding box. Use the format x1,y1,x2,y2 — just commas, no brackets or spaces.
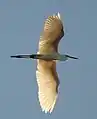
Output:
0,0,97,119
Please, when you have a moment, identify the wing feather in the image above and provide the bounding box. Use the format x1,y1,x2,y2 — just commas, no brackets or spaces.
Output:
38,13,64,54
36,60,59,113
36,13,63,113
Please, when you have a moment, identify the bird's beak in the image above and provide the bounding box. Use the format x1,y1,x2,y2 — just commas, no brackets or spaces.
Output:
65,55,79,60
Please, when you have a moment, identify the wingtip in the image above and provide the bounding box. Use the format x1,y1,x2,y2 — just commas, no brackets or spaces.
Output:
57,12,61,19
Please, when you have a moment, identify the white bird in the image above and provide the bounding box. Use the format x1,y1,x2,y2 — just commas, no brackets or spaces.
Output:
11,12,78,113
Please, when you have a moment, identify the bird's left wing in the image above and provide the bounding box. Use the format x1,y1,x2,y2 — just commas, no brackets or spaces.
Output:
36,60,59,113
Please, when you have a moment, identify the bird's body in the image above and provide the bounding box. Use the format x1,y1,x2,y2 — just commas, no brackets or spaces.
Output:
35,13,64,113
11,13,78,113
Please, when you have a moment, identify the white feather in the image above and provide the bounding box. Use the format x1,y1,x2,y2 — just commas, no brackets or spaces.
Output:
57,12,61,19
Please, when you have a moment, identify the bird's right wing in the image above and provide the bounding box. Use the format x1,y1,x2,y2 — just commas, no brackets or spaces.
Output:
36,60,59,113
38,13,64,54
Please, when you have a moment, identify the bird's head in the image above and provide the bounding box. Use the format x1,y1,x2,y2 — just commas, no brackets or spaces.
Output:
58,54,78,61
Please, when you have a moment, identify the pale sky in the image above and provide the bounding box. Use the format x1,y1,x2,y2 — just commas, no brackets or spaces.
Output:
0,0,97,119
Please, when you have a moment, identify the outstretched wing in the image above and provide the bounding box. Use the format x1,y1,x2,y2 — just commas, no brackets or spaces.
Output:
38,12,64,54
36,59,60,113
36,13,64,113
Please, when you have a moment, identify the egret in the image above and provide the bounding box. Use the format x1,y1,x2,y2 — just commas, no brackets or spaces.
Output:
11,13,78,113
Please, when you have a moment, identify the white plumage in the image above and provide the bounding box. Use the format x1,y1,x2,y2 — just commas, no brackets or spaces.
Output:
36,13,64,113
11,12,78,114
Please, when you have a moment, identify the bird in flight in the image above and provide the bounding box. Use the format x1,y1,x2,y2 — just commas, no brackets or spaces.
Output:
11,12,78,113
